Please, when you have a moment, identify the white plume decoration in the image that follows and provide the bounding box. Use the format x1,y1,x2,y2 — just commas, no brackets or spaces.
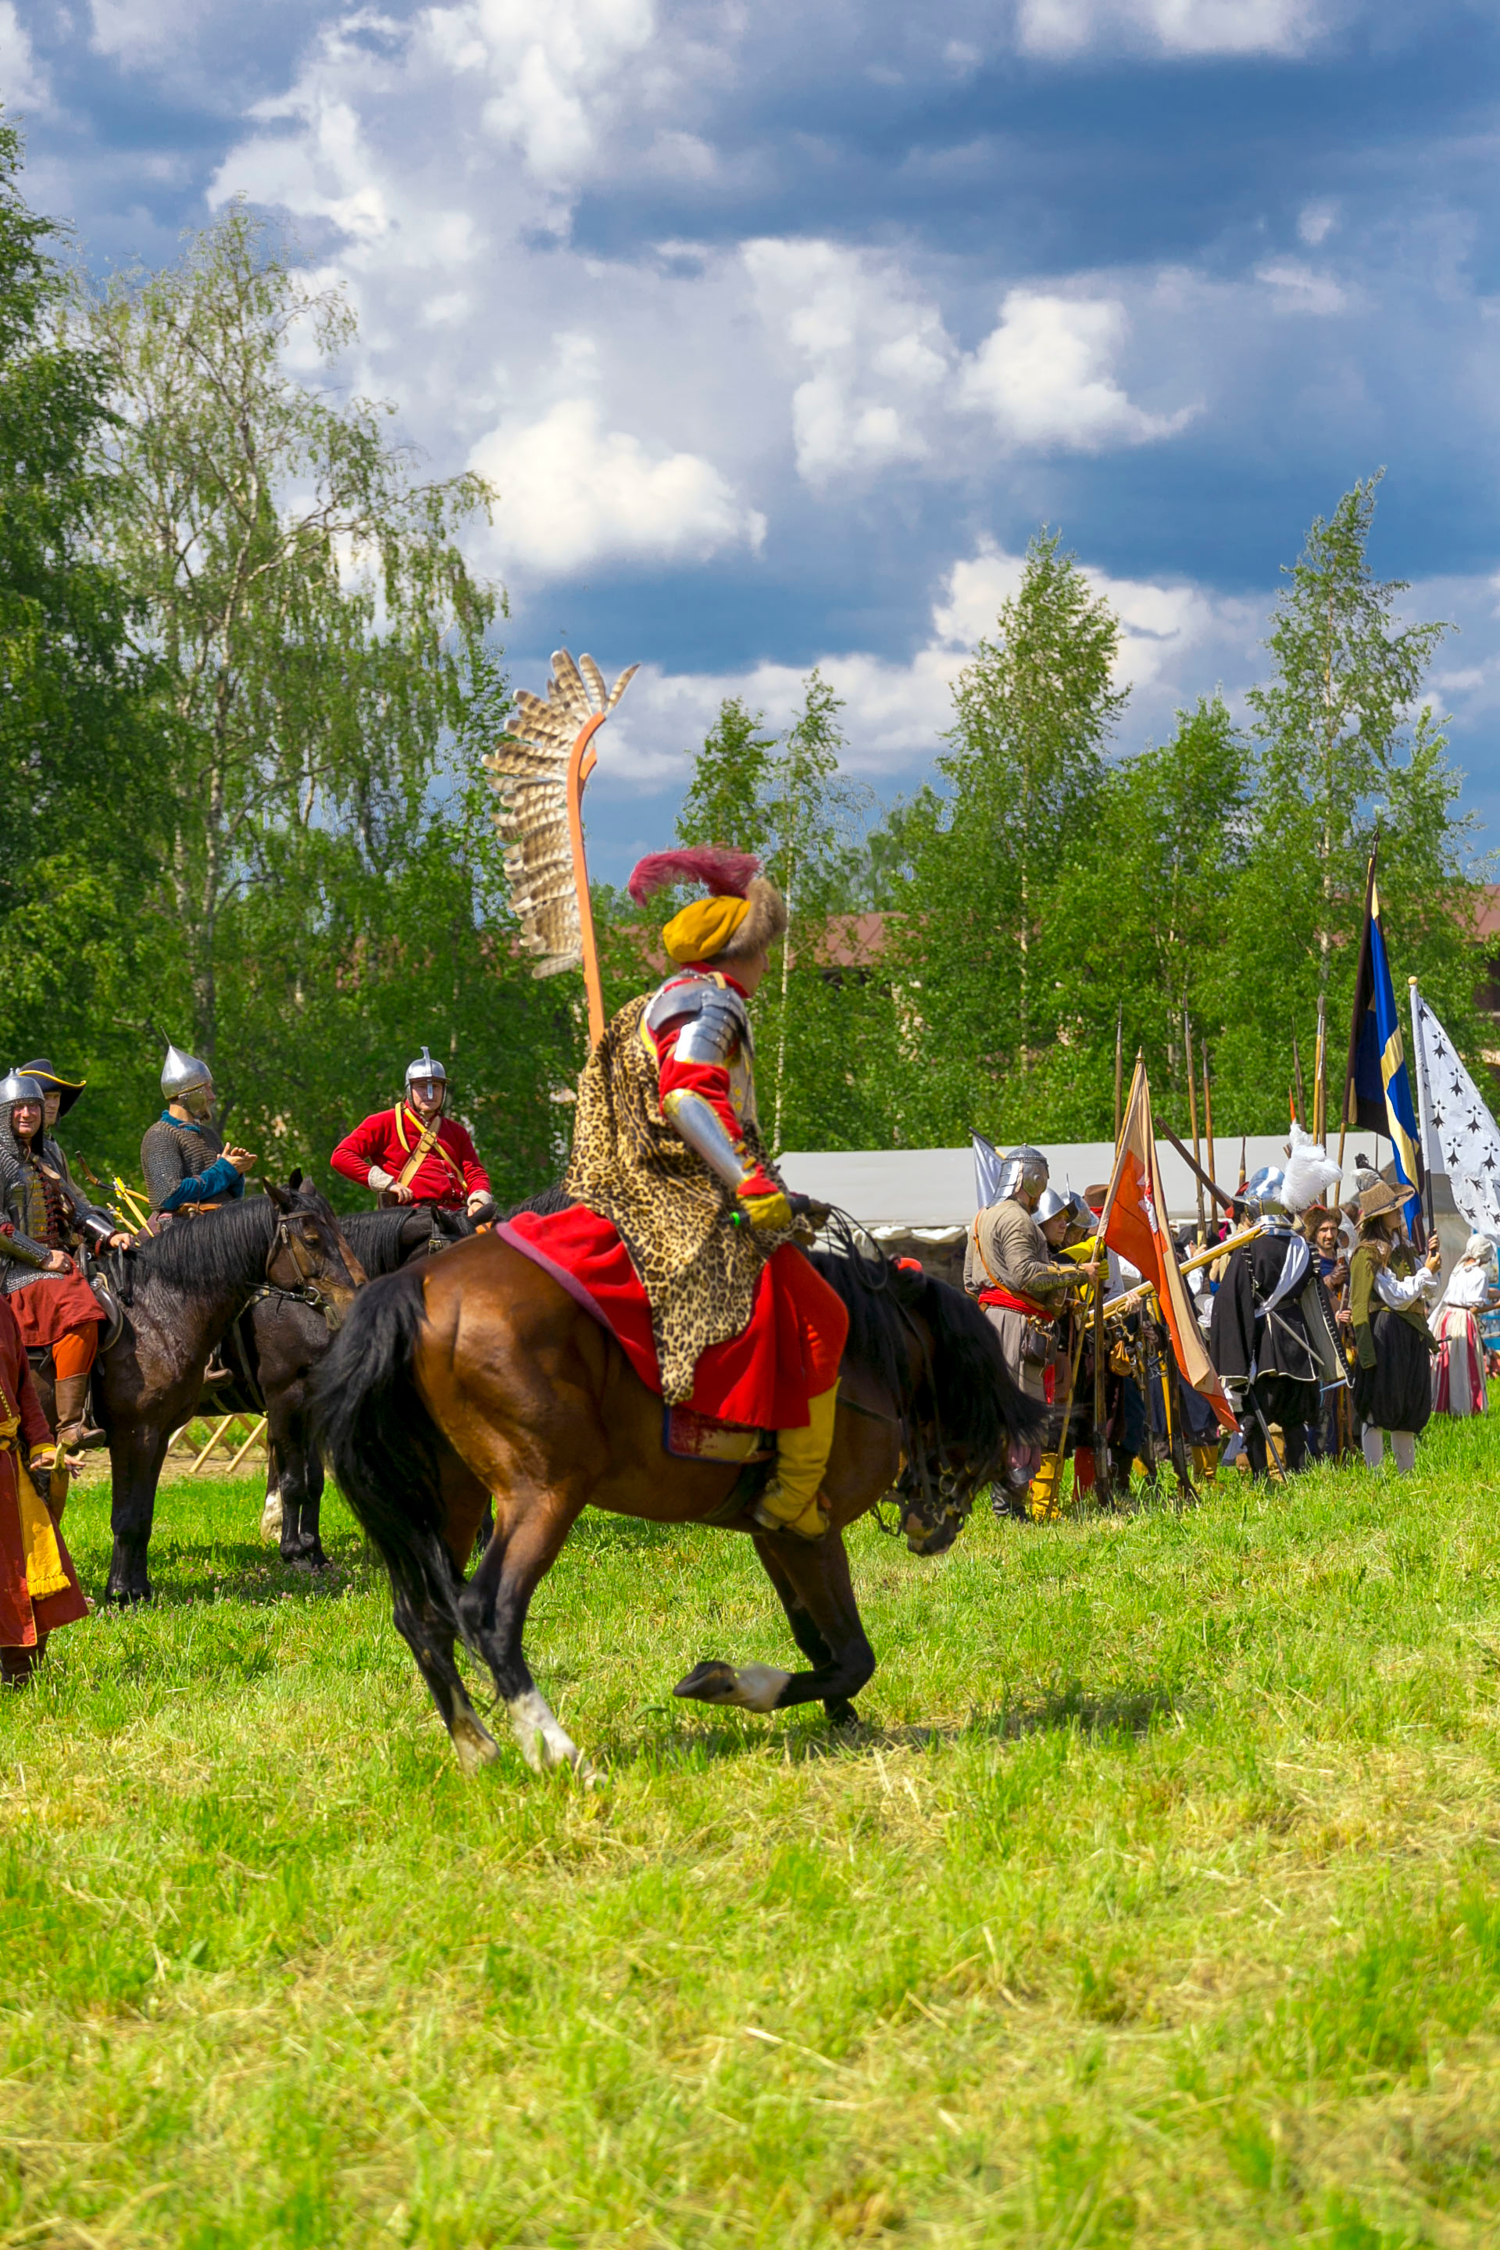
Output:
1282,1121,1344,1215
484,651,638,978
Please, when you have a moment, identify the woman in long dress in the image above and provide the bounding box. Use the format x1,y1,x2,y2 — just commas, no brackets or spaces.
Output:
1431,1234,1497,1418
1348,1181,1441,1473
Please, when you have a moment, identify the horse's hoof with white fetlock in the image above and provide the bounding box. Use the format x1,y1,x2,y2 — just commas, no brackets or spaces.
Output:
673,1660,793,1712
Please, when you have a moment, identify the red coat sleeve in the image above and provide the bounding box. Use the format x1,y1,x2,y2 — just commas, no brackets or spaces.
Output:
330,1112,390,1187
654,1022,781,1197
444,1122,489,1196
0,1299,50,1455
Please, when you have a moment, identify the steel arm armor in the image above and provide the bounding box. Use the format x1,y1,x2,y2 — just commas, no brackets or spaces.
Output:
0,1228,50,1270
661,1088,747,1190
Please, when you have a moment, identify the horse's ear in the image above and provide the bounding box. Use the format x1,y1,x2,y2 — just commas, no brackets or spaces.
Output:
264,1178,291,1212
288,1168,303,1193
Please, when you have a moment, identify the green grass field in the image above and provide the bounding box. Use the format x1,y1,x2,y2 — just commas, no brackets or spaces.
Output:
4,1412,1500,2248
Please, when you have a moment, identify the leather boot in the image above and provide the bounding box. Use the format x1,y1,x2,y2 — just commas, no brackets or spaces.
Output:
54,1371,105,1455
1,1642,41,1686
753,1384,838,1540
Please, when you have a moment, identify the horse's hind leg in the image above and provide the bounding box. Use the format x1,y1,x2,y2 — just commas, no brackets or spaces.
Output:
457,1488,589,1775
391,1590,501,1777
674,1529,875,1724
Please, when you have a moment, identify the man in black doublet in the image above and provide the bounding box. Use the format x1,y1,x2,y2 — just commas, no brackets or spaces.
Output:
1210,1157,1346,1480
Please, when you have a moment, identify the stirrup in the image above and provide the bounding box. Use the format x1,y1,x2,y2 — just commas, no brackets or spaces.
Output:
751,1481,830,1540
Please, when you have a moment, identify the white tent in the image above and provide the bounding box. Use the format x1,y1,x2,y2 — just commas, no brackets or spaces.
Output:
779,1136,1315,1238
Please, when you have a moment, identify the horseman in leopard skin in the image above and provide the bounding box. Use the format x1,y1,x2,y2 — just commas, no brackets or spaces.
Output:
505,846,848,1541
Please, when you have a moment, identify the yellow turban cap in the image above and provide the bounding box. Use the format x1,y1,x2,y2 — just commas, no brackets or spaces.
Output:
661,894,751,965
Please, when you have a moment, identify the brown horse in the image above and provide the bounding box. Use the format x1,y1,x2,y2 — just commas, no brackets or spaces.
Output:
314,1227,1042,1777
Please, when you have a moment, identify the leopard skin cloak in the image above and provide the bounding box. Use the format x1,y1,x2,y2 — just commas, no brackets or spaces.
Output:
563,993,798,1405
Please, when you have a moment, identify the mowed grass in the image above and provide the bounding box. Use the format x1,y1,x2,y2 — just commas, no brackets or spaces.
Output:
4,1414,1500,2247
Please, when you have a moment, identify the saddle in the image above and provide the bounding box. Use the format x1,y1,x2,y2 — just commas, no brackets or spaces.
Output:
661,1404,775,1527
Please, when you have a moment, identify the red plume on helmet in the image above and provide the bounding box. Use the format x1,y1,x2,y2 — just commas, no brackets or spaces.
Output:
627,846,762,906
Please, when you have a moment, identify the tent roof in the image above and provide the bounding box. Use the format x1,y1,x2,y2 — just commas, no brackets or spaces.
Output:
778,1136,1359,1233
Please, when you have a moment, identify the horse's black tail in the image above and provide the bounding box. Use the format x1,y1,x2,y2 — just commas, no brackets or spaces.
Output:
311,1265,463,1633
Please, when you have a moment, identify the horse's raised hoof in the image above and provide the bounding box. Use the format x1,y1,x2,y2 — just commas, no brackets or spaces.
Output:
450,1711,502,1777
673,1660,793,1713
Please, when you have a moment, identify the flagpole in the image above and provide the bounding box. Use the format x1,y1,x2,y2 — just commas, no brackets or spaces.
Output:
1409,975,1438,1253
1313,993,1327,1145
1113,1005,1124,1143
1340,834,1380,1171
1183,1011,1206,1242
1292,1025,1305,1126
1203,1045,1216,1210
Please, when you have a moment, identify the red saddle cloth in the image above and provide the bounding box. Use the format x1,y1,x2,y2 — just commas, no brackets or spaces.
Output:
502,1203,846,1432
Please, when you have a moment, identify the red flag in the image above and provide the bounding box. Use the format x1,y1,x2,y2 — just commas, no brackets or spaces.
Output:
1100,1058,1237,1433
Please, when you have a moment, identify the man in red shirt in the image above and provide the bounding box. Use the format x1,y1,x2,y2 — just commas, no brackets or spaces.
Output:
330,1049,493,1215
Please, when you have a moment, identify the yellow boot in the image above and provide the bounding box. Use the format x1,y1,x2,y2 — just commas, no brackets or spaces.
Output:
1190,1443,1218,1486
753,1384,838,1540
1027,1452,1062,1521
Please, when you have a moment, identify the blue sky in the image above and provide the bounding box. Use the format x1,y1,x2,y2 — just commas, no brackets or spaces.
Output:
6,0,1500,882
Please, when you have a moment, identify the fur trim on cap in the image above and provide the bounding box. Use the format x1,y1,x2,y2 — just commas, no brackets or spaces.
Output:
717,875,788,961
628,847,761,906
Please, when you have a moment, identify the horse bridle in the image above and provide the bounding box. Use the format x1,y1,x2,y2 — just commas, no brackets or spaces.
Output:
263,1215,349,1332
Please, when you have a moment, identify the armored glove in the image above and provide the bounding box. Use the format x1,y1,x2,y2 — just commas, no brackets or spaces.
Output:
735,1166,793,1230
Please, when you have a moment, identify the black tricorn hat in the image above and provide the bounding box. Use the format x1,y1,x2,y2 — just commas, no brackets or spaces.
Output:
19,1057,84,1118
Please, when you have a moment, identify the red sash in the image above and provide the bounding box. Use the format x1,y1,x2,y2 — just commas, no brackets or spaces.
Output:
978,1283,1052,1319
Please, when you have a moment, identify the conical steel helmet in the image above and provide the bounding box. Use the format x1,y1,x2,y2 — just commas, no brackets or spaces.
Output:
404,1046,446,1089
0,1069,45,1108
161,1041,212,1102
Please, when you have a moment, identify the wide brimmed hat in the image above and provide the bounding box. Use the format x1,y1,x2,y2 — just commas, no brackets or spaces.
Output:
19,1056,84,1117
1358,1180,1415,1221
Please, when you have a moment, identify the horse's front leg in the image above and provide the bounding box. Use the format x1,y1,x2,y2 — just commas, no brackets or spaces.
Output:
105,1426,170,1605
457,1483,590,1775
674,1527,875,1725
270,1393,328,1572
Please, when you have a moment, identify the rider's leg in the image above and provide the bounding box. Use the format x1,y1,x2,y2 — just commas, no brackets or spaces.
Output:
52,1324,103,1456
752,1381,839,1540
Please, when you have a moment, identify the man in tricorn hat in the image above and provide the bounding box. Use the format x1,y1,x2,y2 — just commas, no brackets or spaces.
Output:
504,846,848,1541
141,1043,256,1214
330,1048,493,1215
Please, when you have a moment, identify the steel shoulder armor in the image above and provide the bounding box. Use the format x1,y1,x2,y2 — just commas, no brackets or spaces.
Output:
643,973,753,1066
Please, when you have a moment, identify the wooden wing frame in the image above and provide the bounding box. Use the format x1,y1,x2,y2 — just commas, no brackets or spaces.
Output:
484,650,638,1047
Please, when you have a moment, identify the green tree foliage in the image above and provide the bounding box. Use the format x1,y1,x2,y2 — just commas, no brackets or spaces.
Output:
0,118,163,1158
1214,476,1484,1134
883,532,1126,1144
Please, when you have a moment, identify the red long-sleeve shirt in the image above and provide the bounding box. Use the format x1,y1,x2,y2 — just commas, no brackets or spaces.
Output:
329,1105,490,1208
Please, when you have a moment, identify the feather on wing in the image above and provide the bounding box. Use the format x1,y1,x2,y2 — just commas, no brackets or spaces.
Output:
484,652,637,978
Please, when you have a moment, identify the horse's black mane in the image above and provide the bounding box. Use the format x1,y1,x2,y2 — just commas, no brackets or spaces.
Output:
506,1182,573,1219
341,1205,473,1276
130,1194,279,1290
809,1247,1043,1469
130,1185,340,1293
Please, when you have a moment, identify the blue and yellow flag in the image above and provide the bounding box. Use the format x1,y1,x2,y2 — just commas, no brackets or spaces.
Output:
1343,841,1423,1227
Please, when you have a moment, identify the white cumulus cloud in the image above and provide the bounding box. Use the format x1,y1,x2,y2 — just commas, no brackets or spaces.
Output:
745,238,954,483
961,288,1192,450
470,396,765,575
0,1,50,108
426,0,656,191
1016,0,1324,58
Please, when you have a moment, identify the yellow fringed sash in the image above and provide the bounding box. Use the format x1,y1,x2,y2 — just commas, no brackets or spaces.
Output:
0,1401,67,1602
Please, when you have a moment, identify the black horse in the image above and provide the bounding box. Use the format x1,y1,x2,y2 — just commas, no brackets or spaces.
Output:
83,1180,366,1604
237,1205,474,1571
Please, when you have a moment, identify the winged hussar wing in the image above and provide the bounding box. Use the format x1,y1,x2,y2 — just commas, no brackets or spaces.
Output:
483,652,639,978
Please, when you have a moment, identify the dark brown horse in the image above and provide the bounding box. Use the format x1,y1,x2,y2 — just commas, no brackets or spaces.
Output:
88,1180,366,1604
315,1229,1041,1777
238,1205,475,1572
